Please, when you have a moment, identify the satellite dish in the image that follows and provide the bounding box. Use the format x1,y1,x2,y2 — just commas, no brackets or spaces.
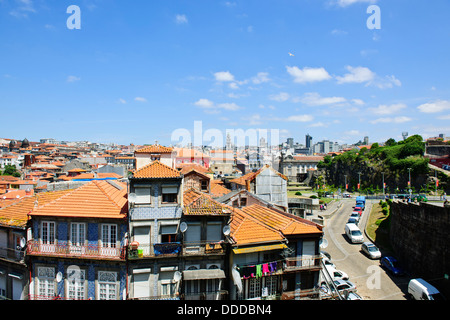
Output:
223,225,231,236
20,237,26,248
319,238,328,249
180,222,188,233
128,193,136,203
56,272,63,283
173,271,182,282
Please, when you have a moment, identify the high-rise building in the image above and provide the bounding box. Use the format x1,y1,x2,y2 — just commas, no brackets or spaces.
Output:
306,134,312,149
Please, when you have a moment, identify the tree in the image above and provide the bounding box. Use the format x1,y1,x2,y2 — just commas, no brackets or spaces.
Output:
2,165,21,177
385,138,397,147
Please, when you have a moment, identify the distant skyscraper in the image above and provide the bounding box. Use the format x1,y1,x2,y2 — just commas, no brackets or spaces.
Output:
287,138,294,148
306,134,312,149
364,136,369,145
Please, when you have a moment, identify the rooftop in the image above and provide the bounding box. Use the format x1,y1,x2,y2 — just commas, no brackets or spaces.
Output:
133,160,181,179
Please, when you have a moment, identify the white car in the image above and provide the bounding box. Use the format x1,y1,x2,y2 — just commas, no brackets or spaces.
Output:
361,242,382,259
350,212,360,221
346,292,363,300
326,267,349,281
322,256,336,269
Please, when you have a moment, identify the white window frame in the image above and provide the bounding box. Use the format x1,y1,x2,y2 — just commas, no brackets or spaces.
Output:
67,267,86,300
70,223,86,254
37,267,55,299
101,224,117,248
41,221,55,245
98,271,118,300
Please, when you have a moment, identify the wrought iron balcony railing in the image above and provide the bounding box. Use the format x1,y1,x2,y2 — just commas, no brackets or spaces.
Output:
284,255,322,272
128,241,226,259
27,240,125,260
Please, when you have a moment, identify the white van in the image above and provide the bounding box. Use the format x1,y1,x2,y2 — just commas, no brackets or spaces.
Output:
408,278,444,300
345,223,364,243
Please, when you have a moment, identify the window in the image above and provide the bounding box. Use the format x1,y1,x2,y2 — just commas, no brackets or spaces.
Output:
0,273,6,298
102,224,117,248
201,180,208,191
70,223,86,252
98,271,117,300
248,277,261,299
160,225,178,243
67,268,85,300
206,222,222,242
135,187,151,205
37,267,55,299
162,186,178,204
41,221,55,244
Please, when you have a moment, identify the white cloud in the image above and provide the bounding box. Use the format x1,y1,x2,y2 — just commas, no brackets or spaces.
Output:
251,72,270,84
214,71,235,82
437,114,450,120
247,114,262,125
331,29,348,36
351,99,365,106
9,0,36,18
417,100,450,113
175,14,188,24
194,99,241,112
336,66,401,89
134,97,147,102
286,66,332,84
344,130,361,136
333,0,378,7
336,66,375,84
67,75,81,82
194,98,214,109
118,98,127,104
269,92,290,102
285,115,314,122
308,122,328,128
297,92,347,106
370,116,412,124
369,103,407,115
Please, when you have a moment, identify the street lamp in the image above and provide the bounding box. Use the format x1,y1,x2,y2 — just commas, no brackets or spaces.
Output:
407,168,412,198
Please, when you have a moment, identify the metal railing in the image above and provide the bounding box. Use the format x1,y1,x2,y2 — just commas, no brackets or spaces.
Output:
128,241,226,259
27,240,125,260
284,255,322,271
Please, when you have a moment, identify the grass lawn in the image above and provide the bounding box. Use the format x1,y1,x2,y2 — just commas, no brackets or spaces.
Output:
366,202,393,252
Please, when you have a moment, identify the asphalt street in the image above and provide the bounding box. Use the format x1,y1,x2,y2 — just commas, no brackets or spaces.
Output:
321,199,409,300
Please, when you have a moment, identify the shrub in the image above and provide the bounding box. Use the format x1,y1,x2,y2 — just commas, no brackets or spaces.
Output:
295,191,302,196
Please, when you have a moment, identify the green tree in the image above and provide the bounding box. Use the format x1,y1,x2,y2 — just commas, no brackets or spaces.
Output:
2,165,21,177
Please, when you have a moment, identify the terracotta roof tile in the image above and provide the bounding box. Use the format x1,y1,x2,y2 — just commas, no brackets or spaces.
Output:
135,144,173,154
241,204,322,236
183,188,232,216
210,181,231,198
30,180,127,219
0,189,72,228
133,160,181,179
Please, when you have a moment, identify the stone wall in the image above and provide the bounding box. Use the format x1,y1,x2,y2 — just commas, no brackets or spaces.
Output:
390,201,450,297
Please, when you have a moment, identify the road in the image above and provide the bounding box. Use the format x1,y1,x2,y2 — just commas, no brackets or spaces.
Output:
321,199,408,300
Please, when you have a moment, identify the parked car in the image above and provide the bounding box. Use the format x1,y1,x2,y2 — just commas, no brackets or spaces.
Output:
380,256,405,276
322,256,336,269
349,212,360,221
408,278,445,300
333,279,357,295
326,266,349,281
347,217,359,225
346,292,363,300
361,242,381,259
320,250,331,260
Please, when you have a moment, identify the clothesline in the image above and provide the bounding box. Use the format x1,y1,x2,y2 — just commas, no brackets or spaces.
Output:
236,261,281,279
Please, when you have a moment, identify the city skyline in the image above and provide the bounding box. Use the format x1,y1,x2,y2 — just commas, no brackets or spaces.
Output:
1,0,449,145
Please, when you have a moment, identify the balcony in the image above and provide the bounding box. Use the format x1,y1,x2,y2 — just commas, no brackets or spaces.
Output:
27,240,125,261
284,255,322,272
281,288,321,300
128,241,226,259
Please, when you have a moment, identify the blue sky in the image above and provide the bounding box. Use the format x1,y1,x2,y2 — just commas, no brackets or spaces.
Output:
1,0,450,147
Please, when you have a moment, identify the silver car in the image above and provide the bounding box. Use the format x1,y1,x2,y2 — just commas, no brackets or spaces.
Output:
361,242,381,259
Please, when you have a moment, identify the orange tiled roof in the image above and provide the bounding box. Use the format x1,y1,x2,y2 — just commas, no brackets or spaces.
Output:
133,160,181,179
210,181,231,198
30,180,127,219
177,163,213,175
230,165,287,186
183,188,232,216
135,144,173,154
71,172,123,180
230,208,285,245
241,204,322,236
0,189,72,227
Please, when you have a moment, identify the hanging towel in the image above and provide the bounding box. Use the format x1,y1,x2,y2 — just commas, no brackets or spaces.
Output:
269,261,277,273
256,264,262,278
262,263,269,275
